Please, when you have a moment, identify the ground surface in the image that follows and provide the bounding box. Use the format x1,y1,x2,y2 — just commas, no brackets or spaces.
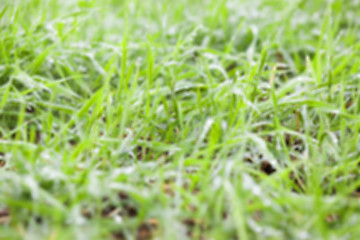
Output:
1,0,360,239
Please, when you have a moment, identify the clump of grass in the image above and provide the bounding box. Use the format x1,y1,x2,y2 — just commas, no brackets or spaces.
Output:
1,0,360,239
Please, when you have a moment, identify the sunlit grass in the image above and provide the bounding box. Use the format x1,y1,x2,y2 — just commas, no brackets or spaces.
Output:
1,0,360,239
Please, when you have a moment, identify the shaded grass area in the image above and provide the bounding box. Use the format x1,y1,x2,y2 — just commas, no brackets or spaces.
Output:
1,0,360,239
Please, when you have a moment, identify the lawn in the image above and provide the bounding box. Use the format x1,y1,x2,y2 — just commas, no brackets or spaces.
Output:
1,0,360,239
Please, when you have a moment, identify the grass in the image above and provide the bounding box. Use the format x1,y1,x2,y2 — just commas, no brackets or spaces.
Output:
0,0,360,239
